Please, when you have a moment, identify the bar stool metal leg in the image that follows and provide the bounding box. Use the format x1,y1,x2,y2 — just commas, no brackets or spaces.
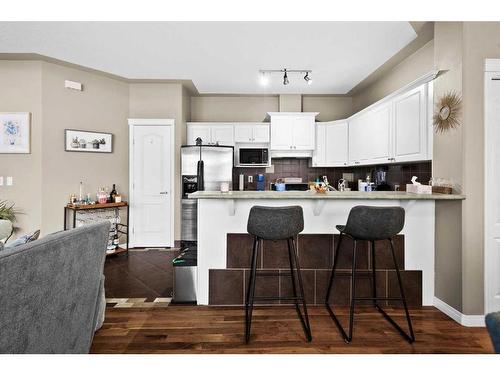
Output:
288,237,312,342
245,237,259,343
324,232,350,342
371,239,415,343
325,232,343,303
388,238,415,342
347,239,357,342
325,233,358,343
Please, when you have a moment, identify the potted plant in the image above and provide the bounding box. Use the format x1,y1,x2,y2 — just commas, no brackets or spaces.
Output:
71,136,80,148
92,139,100,149
0,200,18,241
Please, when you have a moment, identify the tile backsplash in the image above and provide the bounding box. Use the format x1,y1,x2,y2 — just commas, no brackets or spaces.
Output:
233,158,432,191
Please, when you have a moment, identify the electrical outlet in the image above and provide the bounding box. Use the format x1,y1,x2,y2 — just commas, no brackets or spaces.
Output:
248,175,253,183
6,176,13,186
342,173,354,182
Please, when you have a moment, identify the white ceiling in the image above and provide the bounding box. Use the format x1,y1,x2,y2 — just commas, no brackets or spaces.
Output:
0,22,416,94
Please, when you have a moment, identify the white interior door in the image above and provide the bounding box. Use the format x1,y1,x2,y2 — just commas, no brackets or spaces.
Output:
485,63,500,313
131,122,173,247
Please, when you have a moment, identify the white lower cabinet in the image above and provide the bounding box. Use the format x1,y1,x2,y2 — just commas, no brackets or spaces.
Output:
313,121,348,167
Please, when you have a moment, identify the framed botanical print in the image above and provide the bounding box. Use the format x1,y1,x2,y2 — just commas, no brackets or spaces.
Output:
65,129,113,153
0,112,31,154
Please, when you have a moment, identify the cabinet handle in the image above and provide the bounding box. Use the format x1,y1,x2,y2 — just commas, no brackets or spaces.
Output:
355,161,360,164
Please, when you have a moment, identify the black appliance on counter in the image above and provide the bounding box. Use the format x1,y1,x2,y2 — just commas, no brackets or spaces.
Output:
373,168,392,191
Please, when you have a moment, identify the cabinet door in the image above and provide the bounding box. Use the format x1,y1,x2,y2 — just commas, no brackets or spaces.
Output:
292,116,315,150
211,125,234,146
325,121,348,166
348,115,367,165
393,85,428,162
187,124,211,145
271,116,294,150
365,103,392,165
252,124,270,143
312,122,326,167
234,125,253,143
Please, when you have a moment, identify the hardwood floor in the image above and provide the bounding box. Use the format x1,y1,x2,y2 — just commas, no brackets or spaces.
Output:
104,249,180,301
91,305,493,354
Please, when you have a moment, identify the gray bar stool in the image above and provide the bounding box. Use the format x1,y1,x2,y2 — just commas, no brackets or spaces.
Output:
245,205,312,343
325,205,415,343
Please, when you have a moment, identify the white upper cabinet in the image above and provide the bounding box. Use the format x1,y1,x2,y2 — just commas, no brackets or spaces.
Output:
269,112,317,151
392,85,428,162
347,82,431,166
252,124,271,143
313,121,348,167
187,124,212,145
234,123,270,143
325,121,349,166
364,102,392,164
186,123,234,146
211,125,234,146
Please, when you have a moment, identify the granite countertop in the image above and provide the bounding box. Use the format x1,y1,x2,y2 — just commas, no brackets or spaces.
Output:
188,190,465,200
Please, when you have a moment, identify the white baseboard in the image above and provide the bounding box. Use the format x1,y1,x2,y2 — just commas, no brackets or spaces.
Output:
433,297,485,327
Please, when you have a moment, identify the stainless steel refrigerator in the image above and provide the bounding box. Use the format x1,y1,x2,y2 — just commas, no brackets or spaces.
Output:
181,145,233,241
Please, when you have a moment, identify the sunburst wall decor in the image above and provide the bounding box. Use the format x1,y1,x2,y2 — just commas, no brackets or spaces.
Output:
433,91,462,133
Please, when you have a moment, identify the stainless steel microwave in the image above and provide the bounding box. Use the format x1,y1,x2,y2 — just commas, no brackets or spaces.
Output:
239,148,269,165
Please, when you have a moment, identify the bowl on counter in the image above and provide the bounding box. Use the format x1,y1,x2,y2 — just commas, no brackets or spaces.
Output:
275,182,286,191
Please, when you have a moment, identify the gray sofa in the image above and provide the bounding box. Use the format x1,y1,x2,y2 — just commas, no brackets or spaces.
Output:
0,222,110,353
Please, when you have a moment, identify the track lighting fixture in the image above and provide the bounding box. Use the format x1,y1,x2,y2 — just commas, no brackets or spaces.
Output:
259,68,313,86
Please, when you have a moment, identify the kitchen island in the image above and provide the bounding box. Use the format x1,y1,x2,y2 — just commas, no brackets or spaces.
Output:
189,190,465,306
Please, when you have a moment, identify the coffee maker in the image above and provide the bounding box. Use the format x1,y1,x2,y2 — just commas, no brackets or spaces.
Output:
374,168,391,191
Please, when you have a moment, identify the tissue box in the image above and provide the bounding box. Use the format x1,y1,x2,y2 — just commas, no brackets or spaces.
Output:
406,184,432,194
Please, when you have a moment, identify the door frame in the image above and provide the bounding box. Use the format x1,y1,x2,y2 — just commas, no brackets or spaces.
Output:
484,59,500,313
128,118,175,248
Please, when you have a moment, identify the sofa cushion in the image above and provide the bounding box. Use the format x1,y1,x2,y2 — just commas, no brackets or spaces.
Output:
0,222,109,353
5,229,40,249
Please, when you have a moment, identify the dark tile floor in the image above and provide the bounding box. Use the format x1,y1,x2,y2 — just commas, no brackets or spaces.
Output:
104,249,180,301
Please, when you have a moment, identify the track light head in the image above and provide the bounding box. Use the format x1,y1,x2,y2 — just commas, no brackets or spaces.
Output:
283,70,289,85
259,71,269,86
304,72,312,85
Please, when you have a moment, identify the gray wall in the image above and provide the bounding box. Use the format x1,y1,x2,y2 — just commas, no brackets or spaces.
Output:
0,61,42,235
351,40,435,112
433,22,464,312
40,62,129,235
191,95,353,122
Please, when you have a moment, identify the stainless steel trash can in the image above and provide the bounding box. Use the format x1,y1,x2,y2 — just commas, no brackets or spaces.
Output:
172,248,197,303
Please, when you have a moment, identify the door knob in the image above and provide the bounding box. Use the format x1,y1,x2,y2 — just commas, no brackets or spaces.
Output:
160,191,168,195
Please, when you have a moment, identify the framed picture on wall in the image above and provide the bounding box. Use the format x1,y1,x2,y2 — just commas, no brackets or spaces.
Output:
0,112,31,154
65,129,113,153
